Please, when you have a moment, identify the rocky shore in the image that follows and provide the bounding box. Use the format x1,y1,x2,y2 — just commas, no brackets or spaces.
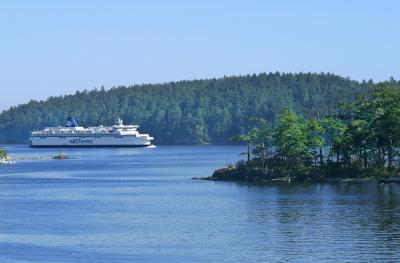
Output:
194,166,400,184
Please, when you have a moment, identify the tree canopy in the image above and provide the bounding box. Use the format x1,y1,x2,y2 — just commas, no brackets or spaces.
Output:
216,82,400,181
0,72,380,144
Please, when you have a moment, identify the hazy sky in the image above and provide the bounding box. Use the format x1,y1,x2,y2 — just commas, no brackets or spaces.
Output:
1,0,399,111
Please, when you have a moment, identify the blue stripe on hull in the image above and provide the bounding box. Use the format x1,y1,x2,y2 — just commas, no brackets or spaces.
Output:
29,145,150,148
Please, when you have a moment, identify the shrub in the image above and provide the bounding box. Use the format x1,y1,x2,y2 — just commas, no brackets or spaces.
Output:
0,147,7,159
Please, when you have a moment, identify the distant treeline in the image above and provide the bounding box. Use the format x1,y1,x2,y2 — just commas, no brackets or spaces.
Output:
0,72,393,144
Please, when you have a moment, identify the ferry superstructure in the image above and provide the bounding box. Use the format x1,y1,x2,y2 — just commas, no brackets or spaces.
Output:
30,117,153,147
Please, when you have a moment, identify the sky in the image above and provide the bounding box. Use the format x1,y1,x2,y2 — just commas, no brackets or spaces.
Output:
0,0,399,111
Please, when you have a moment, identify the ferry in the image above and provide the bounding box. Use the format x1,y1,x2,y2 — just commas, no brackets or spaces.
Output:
30,117,153,148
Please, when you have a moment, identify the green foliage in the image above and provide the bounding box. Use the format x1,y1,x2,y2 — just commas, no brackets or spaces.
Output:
274,108,310,162
337,83,400,169
0,72,371,144
224,82,400,181
0,147,7,159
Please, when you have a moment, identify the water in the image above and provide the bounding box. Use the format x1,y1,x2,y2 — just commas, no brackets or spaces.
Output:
0,145,399,262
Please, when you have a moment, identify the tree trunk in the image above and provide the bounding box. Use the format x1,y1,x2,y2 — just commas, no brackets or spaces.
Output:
314,152,317,166
319,147,323,167
247,140,251,162
262,142,267,174
336,150,340,165
377,138,384,169
388,138,393,169
363,145,367,169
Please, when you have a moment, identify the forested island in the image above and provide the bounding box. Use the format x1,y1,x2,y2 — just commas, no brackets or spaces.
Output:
0,72,380,144
208,83,400,182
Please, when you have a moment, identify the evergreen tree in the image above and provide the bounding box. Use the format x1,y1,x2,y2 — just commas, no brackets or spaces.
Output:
0,72,380,144
215,82,400,181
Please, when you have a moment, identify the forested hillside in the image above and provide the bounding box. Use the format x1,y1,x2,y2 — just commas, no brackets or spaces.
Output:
0,72,378,144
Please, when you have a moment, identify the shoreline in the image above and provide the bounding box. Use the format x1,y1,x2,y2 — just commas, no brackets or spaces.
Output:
1,155,70,164
194,165,400,184
193,176,400,184
8,156,54,160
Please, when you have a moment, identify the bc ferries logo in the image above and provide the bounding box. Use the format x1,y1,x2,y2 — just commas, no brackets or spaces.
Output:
69,139,93,145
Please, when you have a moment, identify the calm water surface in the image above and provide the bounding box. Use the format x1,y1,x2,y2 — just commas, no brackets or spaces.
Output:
0,145,399,262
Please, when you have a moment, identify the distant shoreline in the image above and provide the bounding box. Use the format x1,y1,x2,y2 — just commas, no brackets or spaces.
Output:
0,143,245,147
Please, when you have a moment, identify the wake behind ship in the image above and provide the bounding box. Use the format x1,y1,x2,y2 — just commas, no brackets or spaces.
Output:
30,117,153,148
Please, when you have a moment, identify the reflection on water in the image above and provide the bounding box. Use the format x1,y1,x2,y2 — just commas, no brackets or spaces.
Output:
0,145,399,262
241,183,400,262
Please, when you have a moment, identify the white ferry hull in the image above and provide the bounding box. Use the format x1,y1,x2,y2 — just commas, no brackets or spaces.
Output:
30,117,153,148
30,136,152,148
